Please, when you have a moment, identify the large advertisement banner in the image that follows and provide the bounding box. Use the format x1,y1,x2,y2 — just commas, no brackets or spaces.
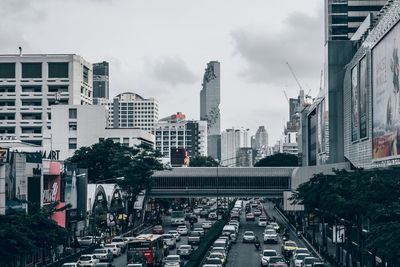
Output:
351,65,359,142
372,23,400,160
359,57,368,139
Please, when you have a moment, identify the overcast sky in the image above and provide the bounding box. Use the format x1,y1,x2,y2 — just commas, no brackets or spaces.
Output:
1,0,324,144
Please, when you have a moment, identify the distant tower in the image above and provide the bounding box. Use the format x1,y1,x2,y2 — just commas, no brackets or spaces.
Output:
200,61,221,160
93,61,109,99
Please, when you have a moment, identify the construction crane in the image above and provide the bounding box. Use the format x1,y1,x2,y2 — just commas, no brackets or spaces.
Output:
283,89,289,103
286,62,303,92
319,69,323,91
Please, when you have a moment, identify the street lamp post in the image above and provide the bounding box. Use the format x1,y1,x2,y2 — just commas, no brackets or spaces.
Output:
93,177,124,245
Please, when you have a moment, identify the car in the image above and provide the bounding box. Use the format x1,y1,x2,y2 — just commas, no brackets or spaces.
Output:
204,257,223,267
162,234,177,249
188,214,198,223
77,236,98,246
104,244,121,257
268,256,288,267
253,209,262,216
200,209,209,218
215,238,230,251
194,227,205,236
260,249,278,266
302,257,319,267
208,212,217,220
92,248,114,262
228,220,240,230
263,229,278,244
202,221,213,229
216,236,231,249
193,208,201,215
212,240,228,252
177,225,188,235
77,254,99,267
188,231,202,245
230,210,240,219
152,225,164,234
258,216,267,227
126,264,144,267
281,240,298,257
270,222,280,232
207,252,226,265
111,236,126,253
293,248,310,260
312,263,330,267
242,231,256,243
168,230,181,241
245,213,255,221
294,253,311,267
94,264,115,267
62,263,80,267
209,247,227,258
162,255,182,267
177,245,193,258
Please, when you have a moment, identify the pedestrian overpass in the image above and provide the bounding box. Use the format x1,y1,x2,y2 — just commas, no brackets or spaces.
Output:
150,167,296,198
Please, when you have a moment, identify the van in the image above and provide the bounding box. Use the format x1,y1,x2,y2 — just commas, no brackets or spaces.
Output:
222,225,237,243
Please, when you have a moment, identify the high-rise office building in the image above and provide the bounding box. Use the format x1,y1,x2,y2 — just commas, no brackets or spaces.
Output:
93,61,109,99
200,61,221,160
155,112,207,163
221,127,250,166
0,54,92,146
253,126,269,163
94,92,159,134
325,0,386,41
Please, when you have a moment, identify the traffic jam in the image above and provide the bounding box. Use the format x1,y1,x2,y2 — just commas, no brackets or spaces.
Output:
61,198,329,267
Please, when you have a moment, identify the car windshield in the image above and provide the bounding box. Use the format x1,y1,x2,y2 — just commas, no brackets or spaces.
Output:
212,248,225,253
259,218,267,221
265,230,276,234
295,254,309,260
80,256,92,261
286,242,297,247
169,231,178,234
94,249,107,253
113,238,123,242
166,256,179,261
180,245,191,249
206,258,222,264
190,232,200,236
304,258,318,264
244,232,254,236
194,228,203,231
269,257,285,263
210,254,222,259
263,251,277,256
154,226,162,229
296,248,309,254
178,226,186,229
104,244,115,248
163,235,174,239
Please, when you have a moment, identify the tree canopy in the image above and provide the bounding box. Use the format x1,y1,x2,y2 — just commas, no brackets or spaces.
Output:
67,139,166,214
189,156,219,167
254,153,298,167
291,168,400,264
0,202,69,264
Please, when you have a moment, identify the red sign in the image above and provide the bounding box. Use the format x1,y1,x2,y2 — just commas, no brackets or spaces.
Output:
0,148,9,163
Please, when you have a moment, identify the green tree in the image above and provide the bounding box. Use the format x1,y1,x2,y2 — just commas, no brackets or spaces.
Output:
67,139,165,216
189,156,219,167
254,153,298,167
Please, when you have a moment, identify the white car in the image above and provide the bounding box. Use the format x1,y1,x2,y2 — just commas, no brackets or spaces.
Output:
263,229,278,243
293,248,310,260
202,221,212,229
77,254,99,266
92,248,113,262
104,243,121,256
260,249,278,266
168,230,181,241
162,234,177,248
294,253,311,267
208,212,217,220
242,231,256,243
111,236,126,252
62,264,80,267
258,216,267,227
162,255,182,267
177,225,188,235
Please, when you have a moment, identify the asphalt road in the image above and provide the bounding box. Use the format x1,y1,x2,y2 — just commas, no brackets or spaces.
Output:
226,201,315,267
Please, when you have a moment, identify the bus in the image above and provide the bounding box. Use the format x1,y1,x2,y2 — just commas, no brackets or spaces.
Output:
171,210,185,226
127,234,164,266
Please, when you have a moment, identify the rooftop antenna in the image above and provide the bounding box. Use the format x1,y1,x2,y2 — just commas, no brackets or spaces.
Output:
18,47,22,56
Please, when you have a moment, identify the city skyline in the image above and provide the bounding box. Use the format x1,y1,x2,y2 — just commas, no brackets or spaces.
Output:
0,0,324,142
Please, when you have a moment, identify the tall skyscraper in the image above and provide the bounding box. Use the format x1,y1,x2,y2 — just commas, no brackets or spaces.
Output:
200,61,221,160
221,127,250,167
253,126,268,163
93,61,109,99
0,54,92,146
324,0,386,41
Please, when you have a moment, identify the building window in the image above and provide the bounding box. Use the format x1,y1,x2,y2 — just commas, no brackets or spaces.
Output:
123,138,129,146
69,138,77,149
22,63,42,78
48,62,69,78
69,108,77,119
0,63,15,78
69,122,77,131
83,66,89,84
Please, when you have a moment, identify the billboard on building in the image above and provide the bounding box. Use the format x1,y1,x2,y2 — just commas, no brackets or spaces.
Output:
170,148,189,166
372,22,400,160
351,65,359,142
359,57,368,139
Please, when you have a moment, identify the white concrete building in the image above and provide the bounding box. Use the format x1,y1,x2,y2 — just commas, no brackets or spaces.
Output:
0,54,92,146
221,127,250,166
95,92,159,134
44,105,154,160
155,113,207,163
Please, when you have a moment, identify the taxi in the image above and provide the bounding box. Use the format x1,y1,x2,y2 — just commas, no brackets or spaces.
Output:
281,240,298,257
270,222,280,232
207,252,227,265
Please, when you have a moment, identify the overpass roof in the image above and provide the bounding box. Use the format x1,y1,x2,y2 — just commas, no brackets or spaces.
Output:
153,167,295,177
